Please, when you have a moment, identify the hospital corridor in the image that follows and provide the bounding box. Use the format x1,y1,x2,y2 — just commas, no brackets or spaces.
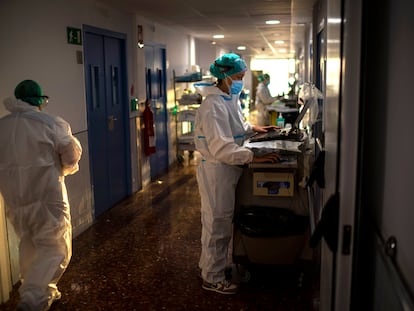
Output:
1,152,319,311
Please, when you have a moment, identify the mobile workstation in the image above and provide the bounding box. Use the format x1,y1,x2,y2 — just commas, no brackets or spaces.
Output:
233,100,315,267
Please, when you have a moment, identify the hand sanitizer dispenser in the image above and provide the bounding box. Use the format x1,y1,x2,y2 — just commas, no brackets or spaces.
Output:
276,113,285,128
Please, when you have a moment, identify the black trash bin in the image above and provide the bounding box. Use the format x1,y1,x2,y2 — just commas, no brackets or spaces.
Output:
233,206,309,265
234,205,308,238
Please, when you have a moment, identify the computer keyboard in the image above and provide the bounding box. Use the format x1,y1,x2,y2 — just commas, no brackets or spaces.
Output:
249,128,303,142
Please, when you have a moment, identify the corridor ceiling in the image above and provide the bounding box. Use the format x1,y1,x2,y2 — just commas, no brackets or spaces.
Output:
100,0,315,58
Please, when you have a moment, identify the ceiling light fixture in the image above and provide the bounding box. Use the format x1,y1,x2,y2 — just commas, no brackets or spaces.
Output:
274,40,284,44
237,46,246,51
328,18,341,24
278,48,287,53
213,34,224,39
265,20,280,25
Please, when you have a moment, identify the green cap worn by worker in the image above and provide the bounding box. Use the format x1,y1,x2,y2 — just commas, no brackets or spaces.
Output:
209,53,247,79
14,79,49,107
257,73,270,83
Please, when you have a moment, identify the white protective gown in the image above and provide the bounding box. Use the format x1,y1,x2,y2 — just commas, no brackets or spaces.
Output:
194,84,254,283
0,98,82,310
255,82,278,126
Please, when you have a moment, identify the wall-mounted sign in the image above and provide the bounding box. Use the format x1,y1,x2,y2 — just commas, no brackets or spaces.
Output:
67,27,82,45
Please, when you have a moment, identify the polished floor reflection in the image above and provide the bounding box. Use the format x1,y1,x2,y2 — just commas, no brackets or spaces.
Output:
1,152,320,311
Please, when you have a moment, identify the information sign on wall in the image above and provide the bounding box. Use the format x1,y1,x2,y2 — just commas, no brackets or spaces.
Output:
67,27,82,45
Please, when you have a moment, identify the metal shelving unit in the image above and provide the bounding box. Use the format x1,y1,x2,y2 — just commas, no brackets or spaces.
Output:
173,70,202,163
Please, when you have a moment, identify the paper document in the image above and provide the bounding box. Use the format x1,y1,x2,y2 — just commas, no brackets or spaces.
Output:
266,105,298,113
244,140,304,153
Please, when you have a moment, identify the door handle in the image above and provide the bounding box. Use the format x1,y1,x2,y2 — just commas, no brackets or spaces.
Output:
108,115,118,131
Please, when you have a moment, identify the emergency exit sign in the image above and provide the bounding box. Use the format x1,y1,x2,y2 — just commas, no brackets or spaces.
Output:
67,27,82,45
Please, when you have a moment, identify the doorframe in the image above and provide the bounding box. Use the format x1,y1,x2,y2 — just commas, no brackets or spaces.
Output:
333,0,361,307
0,197,12,303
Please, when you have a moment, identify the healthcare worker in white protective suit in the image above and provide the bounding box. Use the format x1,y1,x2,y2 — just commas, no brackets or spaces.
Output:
254,73,279,126
0,80,82,311
194,54,281,295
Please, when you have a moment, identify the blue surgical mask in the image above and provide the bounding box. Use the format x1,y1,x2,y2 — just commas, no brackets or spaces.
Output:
231,80,244,94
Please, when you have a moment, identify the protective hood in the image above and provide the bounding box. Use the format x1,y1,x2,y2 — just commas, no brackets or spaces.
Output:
4,97,39,113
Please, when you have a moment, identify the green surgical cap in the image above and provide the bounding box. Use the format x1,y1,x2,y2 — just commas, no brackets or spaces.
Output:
14,80,48,106
210,53,247,79
257,73,270,82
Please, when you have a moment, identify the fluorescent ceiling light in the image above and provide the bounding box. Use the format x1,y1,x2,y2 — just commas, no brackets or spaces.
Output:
266,20,280,25
237,46,246,50
274,40,284,44
328,18,341,24
327,39,340,44
213,34,224,39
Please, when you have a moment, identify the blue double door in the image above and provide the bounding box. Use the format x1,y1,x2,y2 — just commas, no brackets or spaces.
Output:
145,43,169,180
83,25,131,217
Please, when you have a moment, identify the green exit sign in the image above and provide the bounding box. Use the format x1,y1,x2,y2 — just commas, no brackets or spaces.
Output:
67,27,82,45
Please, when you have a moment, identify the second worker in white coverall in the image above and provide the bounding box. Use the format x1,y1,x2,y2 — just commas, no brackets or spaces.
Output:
0,80,82,311
254,73,279,126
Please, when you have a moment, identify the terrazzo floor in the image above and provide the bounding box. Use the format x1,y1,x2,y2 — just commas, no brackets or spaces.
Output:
1,152,320,311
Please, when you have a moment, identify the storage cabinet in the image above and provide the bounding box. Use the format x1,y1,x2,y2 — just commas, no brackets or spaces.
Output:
173,70,202,163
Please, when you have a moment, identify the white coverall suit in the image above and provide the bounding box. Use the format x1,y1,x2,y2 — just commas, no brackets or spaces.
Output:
0,98,82,310
194,84,254,284
255,82,278,126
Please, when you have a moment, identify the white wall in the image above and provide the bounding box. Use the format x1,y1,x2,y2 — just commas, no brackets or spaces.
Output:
0,0,128,129
136,18,191,87
195,39,218,73
382,0,414,293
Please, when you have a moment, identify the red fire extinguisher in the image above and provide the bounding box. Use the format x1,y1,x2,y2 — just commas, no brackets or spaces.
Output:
143,99,156,156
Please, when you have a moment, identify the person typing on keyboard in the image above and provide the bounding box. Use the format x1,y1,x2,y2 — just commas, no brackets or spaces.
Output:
194,53,280,295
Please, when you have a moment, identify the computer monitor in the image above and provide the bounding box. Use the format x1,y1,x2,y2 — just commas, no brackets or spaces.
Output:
291,98,313,131
248,99,313,143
